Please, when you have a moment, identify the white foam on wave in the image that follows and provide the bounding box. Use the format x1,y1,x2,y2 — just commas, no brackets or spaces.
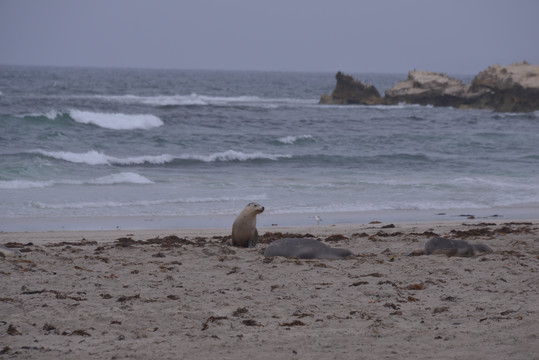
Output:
493,110,539,119
451,176,539,191
31,193,267,210
277,135,313,144
69,109,163,130
31,149,291,166
44,110,61,120
180,150,292,162
32,149,175,166
96,93,316,108
146,94,261,106
0,172,153,189
17,109,61,120
33,149,114,165
268,198,490,216
0,180,56,190
89,172,154,185
319,102,427,110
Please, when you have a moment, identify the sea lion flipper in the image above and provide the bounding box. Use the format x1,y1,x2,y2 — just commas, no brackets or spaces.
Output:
407,248,425,256
249,229,259,248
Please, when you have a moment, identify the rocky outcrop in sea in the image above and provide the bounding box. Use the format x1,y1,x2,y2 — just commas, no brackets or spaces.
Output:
320,62,539,112
319,71,382,105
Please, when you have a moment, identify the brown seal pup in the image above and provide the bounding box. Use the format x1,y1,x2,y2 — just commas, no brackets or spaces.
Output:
231,202,264,247
264,238,354,260
408,237,493,257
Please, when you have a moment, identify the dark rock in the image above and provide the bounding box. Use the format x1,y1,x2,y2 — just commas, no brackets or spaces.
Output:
322,62,539,112
385,62,539,112
319,71,382,105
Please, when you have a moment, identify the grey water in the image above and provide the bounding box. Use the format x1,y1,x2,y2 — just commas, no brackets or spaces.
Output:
1,66,538,231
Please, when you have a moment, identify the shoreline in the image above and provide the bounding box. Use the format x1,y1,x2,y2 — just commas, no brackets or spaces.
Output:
1,205,538,233
0,216,537,246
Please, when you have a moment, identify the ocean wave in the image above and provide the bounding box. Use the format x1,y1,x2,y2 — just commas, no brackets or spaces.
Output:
17,110,64,121
0,172,153,189
30,149,292,166
68,110,163,130
32,149,175,165
318,102,426,110
451,176,539,190
0,180,56,190
96,93,316,108
267,200,489,215
183,150,292,162
277,135,314,144
491,110,539,120
44,110,62,120
26,149,434,168
31,194,267,210
20,109,164,130
88,172,154,185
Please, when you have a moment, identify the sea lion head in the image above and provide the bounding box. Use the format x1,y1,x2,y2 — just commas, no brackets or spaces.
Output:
245,202,264,214
471,243,493,256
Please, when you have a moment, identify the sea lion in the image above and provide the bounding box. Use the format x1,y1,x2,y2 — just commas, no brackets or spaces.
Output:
407,237,493,257
264,238,354,260
0,244,22,258
231,202,264,247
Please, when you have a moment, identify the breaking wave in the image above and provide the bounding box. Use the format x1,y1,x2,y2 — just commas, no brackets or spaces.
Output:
0,172,153,189
21,109,163,130
31,194,268,210
277,135,314,144
30,149,292,166
68,110,163,130
95,93,316,107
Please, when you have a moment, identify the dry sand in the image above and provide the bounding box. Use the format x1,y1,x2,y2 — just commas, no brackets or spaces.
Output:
0,220,538,359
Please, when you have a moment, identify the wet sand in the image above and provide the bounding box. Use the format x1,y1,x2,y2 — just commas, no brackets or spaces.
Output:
1,220,537,359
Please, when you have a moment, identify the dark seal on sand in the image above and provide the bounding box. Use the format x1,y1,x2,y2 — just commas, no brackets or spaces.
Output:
264,238,354,260
408,237,493,257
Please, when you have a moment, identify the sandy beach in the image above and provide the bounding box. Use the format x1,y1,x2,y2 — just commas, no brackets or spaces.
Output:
1,219,537,359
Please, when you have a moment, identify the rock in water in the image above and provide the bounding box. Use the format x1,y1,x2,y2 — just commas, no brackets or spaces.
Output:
468,62,539,112
319,72,382,105
384,70,469,107
322,62,539,112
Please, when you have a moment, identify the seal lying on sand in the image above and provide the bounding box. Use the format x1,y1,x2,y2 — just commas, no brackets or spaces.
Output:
408,237,493,257
0,244,22,258
264,238,354,260
231,202,265,247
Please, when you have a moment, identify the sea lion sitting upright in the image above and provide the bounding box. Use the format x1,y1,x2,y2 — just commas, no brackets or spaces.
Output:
408,237,493,257
264,238,354,260
231,202,264,247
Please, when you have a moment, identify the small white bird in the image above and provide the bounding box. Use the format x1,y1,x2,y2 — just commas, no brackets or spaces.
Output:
314,215,322,225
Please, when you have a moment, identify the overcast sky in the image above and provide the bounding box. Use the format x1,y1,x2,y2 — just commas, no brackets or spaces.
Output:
1,0,538,74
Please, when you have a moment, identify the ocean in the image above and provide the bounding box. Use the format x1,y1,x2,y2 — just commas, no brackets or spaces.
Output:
1,66,538,231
